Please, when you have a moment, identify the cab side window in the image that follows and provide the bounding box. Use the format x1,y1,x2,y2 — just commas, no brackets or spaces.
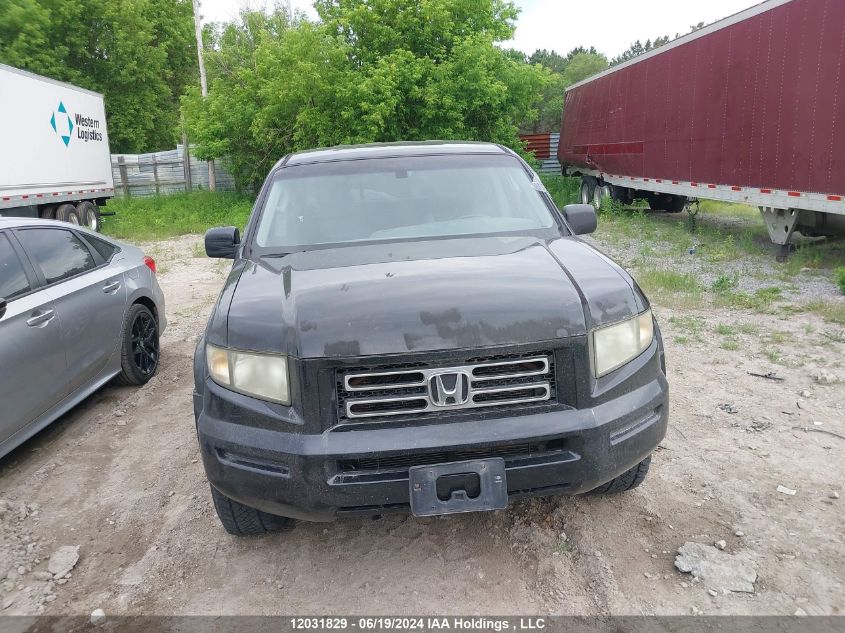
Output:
16,228,96,285
0,233,31,300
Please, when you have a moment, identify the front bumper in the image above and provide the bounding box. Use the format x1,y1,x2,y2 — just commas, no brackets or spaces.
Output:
194,370,668,522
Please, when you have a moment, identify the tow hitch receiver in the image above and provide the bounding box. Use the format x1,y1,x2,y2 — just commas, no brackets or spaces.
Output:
409,458,507,517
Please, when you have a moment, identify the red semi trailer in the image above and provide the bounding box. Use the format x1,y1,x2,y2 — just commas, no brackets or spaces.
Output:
558,0,845,255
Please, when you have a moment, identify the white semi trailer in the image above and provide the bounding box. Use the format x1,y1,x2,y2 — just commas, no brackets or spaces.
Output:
0,63,114,231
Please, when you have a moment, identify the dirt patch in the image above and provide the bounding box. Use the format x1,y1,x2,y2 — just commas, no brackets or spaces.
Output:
1,234,843,616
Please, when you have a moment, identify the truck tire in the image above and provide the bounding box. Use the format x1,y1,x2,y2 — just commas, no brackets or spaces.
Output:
647,193,686,213
210,485,293,536
586,456,651,494
39,205,56,220
663,195,687,213
580,179,595,206
592,183,603,209
55,203,81,225
76,201,100,231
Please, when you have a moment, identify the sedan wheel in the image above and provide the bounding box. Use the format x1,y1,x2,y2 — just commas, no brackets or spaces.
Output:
115,304,159,385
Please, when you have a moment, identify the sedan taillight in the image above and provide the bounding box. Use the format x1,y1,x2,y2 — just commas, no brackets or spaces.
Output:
143,256,157,273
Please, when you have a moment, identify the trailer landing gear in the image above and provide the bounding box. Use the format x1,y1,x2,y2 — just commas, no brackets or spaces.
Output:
760,207,799,261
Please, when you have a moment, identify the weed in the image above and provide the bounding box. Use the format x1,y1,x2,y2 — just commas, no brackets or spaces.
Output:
714,323,734,336
539,175,581,209
803,300,845,325
668,315,707,343
763,347,782,363
714,286,783,312
711,274,738,293
720,339,740,351
837,268,845,295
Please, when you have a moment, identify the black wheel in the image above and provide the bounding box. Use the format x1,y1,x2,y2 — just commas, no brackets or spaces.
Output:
76,201,100,231
663,194,687,213
40,205,57,220
646,193,686,213
646,193,665,211
115,303,159,386
586,456,651,495
580,179,595,206
210,485,293,536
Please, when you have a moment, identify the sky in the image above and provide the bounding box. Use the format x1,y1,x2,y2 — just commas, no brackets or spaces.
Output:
199,0,759,58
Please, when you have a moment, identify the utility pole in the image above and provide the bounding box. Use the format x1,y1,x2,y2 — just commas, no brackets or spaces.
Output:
191,0,216,191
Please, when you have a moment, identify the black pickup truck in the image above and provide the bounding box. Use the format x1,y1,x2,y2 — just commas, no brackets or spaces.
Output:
193,141,668,536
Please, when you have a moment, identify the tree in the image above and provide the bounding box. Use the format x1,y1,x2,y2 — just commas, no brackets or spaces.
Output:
520,49,607,133
0,0,196,153
609,35,670,67
184,1,549,188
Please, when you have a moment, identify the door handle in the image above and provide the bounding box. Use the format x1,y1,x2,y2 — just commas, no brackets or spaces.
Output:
26,309,55,328
103,280,121,294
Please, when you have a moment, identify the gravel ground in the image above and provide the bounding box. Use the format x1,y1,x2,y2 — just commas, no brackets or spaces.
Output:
1,234,843,617
584,210,845,303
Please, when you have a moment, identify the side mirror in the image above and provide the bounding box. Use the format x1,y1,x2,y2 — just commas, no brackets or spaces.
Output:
0,297,6,320
205,226,240,259
562,204,598,235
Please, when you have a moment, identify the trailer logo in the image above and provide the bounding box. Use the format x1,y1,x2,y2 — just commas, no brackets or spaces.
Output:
49,101,103,147
49,101,74,147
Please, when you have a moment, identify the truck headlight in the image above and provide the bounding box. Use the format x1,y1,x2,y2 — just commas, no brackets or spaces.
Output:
206,343,290,405
591,309,654,377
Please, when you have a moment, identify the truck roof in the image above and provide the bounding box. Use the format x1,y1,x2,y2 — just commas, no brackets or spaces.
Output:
279,141,511,168
566,0,791,92
0,63,104,98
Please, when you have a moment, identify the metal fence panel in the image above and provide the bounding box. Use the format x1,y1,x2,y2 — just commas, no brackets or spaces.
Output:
110,145,237,196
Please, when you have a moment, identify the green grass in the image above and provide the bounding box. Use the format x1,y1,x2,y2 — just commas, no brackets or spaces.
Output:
102,192,253,240
803,300,845,325
636,269,704,307
837,267,845,295
541,175,581,208
714,323,734,336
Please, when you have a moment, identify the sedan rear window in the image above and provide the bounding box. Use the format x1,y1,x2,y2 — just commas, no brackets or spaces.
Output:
0,233,30,301
16,228,97,285
254,154,556,249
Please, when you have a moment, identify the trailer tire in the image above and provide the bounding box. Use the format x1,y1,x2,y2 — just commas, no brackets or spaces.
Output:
77,201,100,231
55,203,81,225
580,179,596,207
39,205,56,220
663,194,687,213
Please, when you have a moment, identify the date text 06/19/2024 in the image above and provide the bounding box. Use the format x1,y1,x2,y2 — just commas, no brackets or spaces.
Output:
290,618,547,631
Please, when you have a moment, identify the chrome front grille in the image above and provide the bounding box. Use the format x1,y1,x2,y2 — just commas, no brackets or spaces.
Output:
338,354,554,421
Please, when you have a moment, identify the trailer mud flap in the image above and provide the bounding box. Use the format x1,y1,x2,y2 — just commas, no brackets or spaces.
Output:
409,458,507,517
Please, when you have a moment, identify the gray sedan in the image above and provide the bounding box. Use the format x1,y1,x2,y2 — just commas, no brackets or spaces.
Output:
0,218,166,458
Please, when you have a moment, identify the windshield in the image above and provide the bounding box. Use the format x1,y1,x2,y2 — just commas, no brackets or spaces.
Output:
253,154,557,250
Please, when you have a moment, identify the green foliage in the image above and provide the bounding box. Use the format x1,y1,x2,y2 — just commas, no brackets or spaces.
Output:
184,1,549,189
610,36,671,67
102,192,253,240
711,274,738,293
836,268,845,295
521,50,607,133
539,175,580,208
0,0,197,153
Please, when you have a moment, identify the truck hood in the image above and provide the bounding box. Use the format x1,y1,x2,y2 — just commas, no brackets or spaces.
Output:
217,236,646,358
